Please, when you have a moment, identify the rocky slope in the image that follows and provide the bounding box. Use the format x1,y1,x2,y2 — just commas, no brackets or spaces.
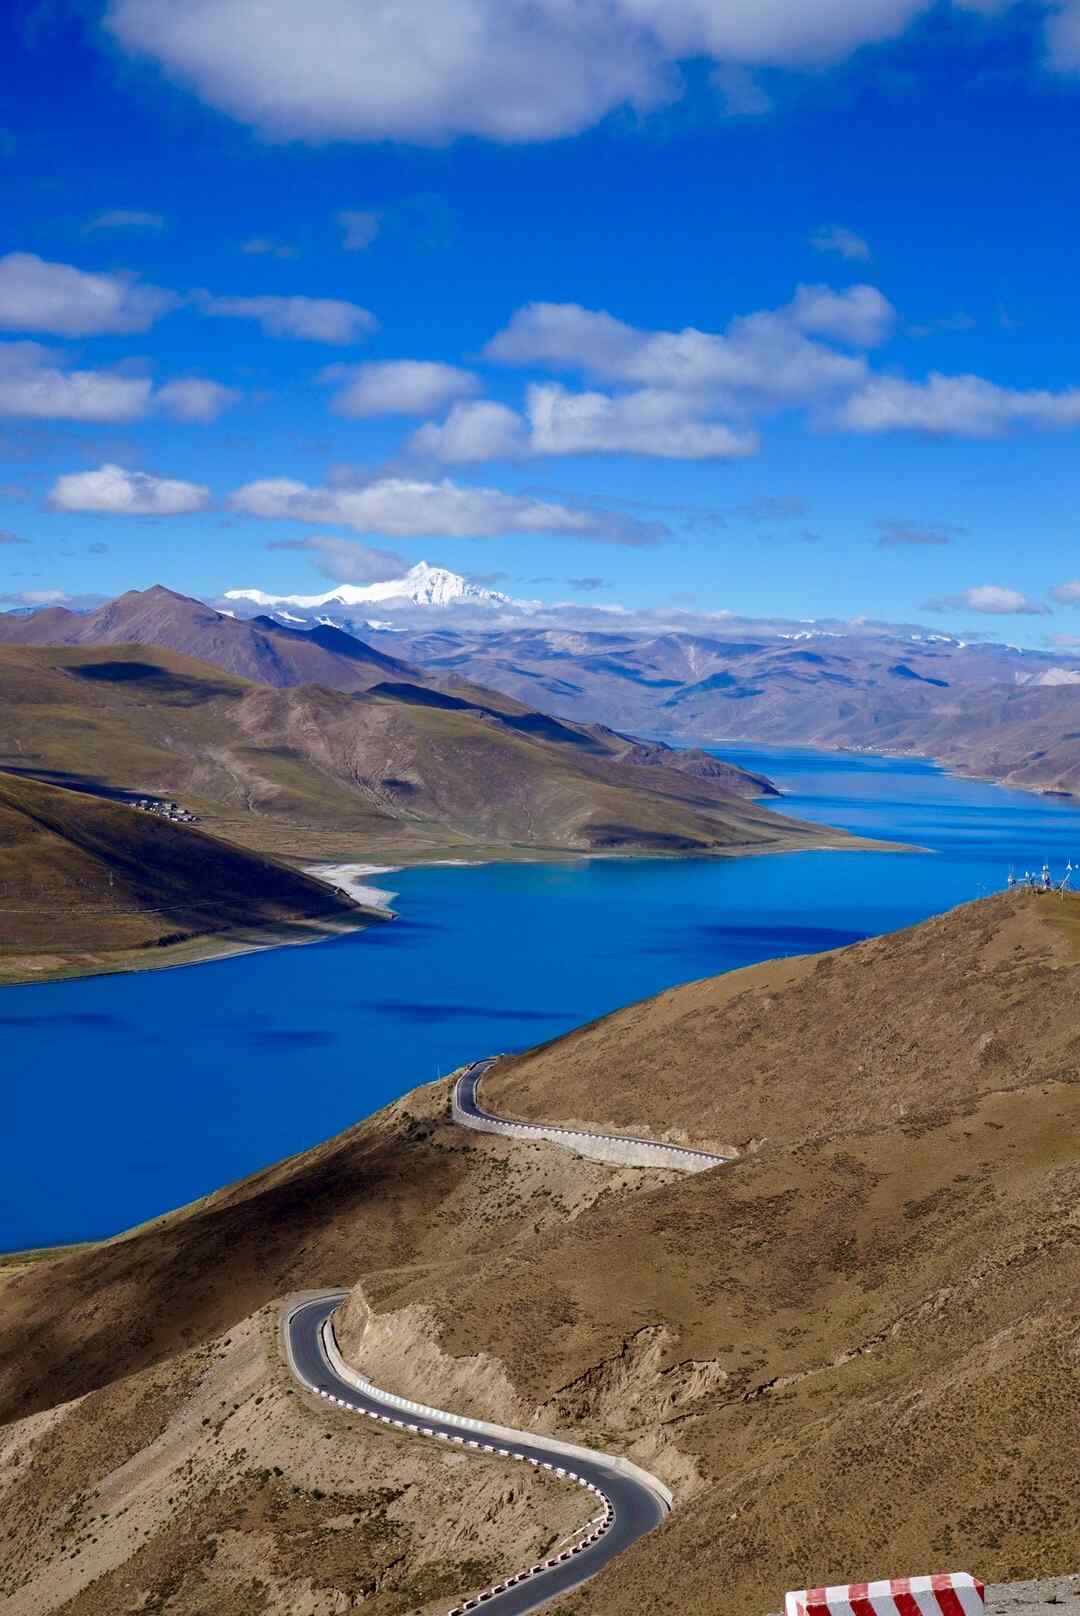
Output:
1,892,1077,1613
0,644,848,872
365,622,1080,796
0,585,419,693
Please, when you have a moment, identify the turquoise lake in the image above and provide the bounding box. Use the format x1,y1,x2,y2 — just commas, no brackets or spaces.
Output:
5,742,1080,1253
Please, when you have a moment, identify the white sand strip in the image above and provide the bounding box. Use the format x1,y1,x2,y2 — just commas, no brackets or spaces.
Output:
306,863,401,912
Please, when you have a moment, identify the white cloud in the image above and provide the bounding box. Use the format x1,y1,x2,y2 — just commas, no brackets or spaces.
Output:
103,0,1029,145
836,371,1080,435
788,283,894,347
200,293,377,344
0,343,237,424
0,341,153,421
810,224,871,262
156,377,240,422
876,518,961,547
527,383,757,458
230,474,660,544
1050,579,1080,605
924,584,1051,616
241,237,299,259
1045,0,1080,70
411,385,757,461
87,209,166,232
485,289,887,409
48,464,211,516
338,209,381,250
0,253,176,336
322,359,479,417
266,535,407,582
0,589,69,606
410,400,528,462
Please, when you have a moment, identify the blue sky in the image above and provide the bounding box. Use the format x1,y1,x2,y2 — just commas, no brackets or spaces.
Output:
3,0,1080,644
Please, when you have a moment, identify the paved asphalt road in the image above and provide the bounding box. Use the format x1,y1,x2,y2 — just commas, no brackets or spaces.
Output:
285,1294,667,1616
455,1059,730,1166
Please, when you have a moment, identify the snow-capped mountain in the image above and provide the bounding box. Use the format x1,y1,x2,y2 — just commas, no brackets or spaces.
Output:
224,561,535,614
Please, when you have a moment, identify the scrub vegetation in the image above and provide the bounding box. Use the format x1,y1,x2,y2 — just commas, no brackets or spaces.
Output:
1,892,1076,1612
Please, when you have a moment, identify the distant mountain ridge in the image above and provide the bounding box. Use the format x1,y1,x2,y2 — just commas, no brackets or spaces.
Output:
357,621,1080,798
223,560,536,615
0,584,420,692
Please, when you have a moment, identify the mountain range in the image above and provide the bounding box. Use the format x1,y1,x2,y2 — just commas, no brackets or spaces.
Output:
357,620,1080,797
9,580,1080,801
204,564,1080,797
0,610,862,980
223,560,534,618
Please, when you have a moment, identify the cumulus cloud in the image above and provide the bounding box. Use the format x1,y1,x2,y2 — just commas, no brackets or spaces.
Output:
0,252,176,336
266,535,407,582
87,209,166,231
876,519,962,547
102,0,1052,145
836,372,1080,435
485,289,889,408
410,400,528,462
322,359,479,417
200,293,377,344
156,377,240,422
338,209,381,250
810,224,871,261
48,463,212,516
414,385,757,462
923,584,1051,616
0,343,237,425
413,287,899,463
1050,579,1080,604
525,383,757,459
788,283,894,347
0,341,153,421
230,474,662,545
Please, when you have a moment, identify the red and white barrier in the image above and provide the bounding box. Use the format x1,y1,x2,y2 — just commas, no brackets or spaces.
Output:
785,1573,985,1616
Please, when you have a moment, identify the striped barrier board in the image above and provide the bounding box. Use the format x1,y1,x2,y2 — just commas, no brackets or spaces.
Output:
785,1574,985,1616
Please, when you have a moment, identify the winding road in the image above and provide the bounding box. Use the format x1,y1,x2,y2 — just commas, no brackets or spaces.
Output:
284,1058,724,1615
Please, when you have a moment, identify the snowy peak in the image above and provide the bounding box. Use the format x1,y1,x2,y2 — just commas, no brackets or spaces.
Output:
224,561,533,613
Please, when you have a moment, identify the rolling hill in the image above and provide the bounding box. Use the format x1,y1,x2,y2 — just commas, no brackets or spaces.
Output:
0,891,1077,1614
0,643,855,872
0,768,376,984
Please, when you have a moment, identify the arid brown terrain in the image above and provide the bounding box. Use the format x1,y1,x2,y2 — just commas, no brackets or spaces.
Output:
0,768,375,985
1,891,1077,1614
0,642,822,867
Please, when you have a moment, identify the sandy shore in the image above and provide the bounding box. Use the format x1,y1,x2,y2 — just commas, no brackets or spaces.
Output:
306,862,402,911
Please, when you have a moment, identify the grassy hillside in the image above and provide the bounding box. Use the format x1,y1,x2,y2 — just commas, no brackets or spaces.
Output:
0,769,376,982
0,892,1077,1613
0,643,859,865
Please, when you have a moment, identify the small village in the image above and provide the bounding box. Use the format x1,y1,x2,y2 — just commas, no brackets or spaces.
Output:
133,797,200,825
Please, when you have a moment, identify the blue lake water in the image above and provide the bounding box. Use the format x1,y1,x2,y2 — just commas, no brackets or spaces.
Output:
5,743,1080,1253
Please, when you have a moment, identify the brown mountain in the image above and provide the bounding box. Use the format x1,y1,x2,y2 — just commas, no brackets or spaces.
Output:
1,892,1077,1615
363,622,1080,796
0,584,417,691
0,768,374,984
0,640,854,870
